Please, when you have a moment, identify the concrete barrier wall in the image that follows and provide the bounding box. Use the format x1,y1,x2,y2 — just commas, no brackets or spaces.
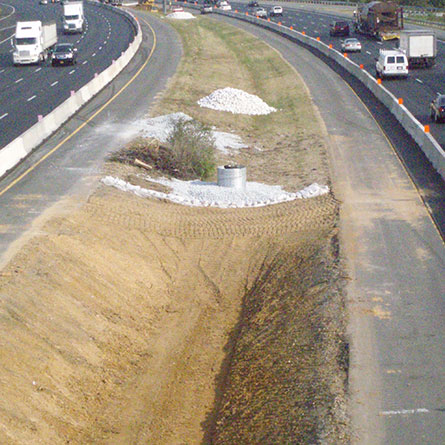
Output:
0,2,142,179
194,6,445,180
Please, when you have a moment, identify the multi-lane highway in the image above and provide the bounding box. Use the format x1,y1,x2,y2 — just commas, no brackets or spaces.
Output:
0,3,443,444
0,0,135,149
217,1,445,149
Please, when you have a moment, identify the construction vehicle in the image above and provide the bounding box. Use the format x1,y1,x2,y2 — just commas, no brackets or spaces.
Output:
354,1,404,41
138,0,154,11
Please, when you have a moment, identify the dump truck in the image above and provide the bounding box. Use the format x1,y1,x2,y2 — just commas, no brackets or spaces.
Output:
398,30,436,68
354,1,404,41
12,21,57,65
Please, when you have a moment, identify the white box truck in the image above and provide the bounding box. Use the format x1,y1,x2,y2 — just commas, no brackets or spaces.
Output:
399,30,437,68
63,1,85,34
12,21,57,65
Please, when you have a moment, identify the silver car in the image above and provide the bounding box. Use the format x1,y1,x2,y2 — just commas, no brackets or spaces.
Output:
341,38,361,52
255,7,267,18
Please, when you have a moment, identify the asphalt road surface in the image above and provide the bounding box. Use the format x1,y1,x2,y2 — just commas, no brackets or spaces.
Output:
0,0,135,148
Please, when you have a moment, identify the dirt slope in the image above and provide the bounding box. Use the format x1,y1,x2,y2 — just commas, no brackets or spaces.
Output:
0,164,344,443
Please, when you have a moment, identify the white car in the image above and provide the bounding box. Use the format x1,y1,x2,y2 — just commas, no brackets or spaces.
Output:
269,5,283,17
341,38,361,52
255,7,267,18
217,1,232,10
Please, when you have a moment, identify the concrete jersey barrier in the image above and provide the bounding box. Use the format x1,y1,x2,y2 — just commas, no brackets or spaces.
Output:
0,1,142,179
187,4,445,181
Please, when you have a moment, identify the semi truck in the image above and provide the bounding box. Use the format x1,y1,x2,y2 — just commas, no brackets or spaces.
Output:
12,21,57,65
398,30,437,68
62,1,85,34
354,1,404,41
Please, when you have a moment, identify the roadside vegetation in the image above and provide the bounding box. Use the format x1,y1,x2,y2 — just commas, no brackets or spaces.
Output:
110,118,216,180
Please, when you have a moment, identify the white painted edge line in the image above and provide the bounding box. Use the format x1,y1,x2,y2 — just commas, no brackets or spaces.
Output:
380,408,430,416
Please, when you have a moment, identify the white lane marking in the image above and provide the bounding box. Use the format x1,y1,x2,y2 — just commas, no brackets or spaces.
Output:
69,69,75,74
377,41,383,45
379,408,429,416
27,95,36,102
15,78,23,83
415,78,423,84
366,51,372,55
34,67,41,72
99,46,102,50
92,53,96,57
0,27,15,45
0,113,8,120
0,4,16,22
82,60,88,65
51,80,58,86
0,69,4,74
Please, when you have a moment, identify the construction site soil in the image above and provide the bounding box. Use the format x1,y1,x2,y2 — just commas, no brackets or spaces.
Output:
0,159,349,444
0,15,350,445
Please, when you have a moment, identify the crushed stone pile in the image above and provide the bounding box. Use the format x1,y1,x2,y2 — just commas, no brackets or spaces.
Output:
197,87,277,115
167,11,195,19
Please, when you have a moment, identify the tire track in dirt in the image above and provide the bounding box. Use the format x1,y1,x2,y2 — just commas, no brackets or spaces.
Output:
84,184,338,239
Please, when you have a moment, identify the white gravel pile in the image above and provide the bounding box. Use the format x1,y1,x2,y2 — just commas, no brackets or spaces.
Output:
167,11,195,19
102,176,329,208
136,112,247,153
197,87,277,115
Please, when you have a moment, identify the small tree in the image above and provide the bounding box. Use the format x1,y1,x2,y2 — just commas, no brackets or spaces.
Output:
166,118,216,180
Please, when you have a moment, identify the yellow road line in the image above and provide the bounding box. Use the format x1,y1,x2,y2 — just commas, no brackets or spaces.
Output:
0,16,156,198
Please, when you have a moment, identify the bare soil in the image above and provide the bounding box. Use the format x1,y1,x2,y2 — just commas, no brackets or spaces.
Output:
0,15,350,444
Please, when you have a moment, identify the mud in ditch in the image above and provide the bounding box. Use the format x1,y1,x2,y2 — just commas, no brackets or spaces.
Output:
207,232,350,444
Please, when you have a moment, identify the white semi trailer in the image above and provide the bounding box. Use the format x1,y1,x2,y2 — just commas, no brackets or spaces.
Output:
12,21,57,65
399,30,437,68
63,1,85,34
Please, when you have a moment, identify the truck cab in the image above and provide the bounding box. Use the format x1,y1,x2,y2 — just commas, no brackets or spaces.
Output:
12,21,57,65
63,1,84,34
